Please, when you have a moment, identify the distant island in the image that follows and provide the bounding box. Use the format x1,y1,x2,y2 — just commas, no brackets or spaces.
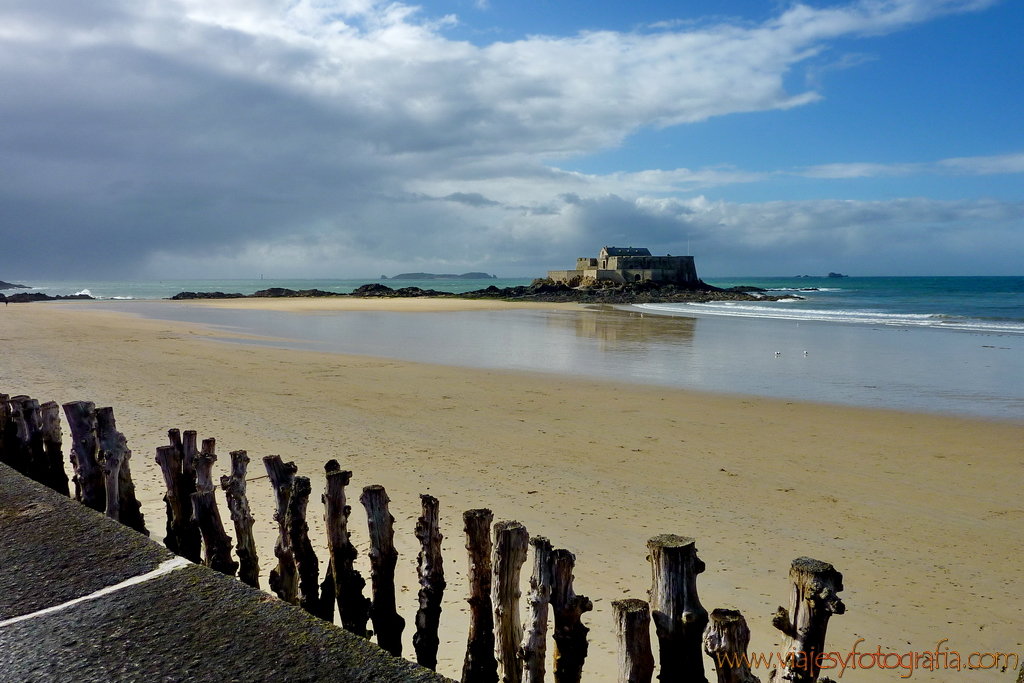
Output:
381,272,497,280
0,280,28,290
794,273,850,278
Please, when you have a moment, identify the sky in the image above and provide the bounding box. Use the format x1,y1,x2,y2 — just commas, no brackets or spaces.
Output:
0,0,1021,279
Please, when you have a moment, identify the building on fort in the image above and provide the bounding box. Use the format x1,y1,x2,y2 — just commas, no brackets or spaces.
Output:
547,246,699,286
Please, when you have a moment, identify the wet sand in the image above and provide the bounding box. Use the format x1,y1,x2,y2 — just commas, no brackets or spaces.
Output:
1,300,1021,682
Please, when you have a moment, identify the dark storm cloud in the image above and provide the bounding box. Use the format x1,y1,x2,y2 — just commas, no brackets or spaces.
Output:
0,0,1014,278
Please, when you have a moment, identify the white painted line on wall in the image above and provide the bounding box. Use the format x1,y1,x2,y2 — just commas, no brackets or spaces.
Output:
0,556,192,628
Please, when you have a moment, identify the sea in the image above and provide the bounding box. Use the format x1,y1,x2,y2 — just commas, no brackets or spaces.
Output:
11,276,1024,420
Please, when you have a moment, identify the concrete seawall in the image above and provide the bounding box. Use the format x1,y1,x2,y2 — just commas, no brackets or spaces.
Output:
0,463,453,682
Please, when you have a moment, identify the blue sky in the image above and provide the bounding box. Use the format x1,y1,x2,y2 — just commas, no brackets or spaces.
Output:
0,0,1021,278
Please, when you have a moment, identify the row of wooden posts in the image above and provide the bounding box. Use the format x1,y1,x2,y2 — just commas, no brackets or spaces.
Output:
1,392,847,683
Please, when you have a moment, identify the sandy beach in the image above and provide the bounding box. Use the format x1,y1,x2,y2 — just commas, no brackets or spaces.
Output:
2,299,1021,682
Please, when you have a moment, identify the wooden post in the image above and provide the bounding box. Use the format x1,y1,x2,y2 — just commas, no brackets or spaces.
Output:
318,560,337,623
493,520,529,683
264,454,299,604
166,429,201,561
414,493,446,670
220,449,260,588
182,429,199,481
648,534,708,683
520,536,555,683
2,395,37,481
769,558,845,683
95,407,148,535
0,394,11,467
62,401,105,511
155,431,202,562
7,397,47,487
462,508,498,683
288,475,321,616
190,438,238,577
703,609,759,683
323,460,371,636
360,484,405,657
551,548,592,683
613,599,655,683
156,445,187,556
39,401,70,496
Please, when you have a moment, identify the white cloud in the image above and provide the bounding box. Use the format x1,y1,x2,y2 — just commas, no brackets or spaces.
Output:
801,151,1024,178
0,0,1012,278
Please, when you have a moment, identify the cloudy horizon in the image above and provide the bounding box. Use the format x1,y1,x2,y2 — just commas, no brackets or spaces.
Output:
1,0,1021,280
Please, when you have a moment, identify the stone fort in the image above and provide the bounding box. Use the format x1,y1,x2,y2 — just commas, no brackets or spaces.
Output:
547,246,698,286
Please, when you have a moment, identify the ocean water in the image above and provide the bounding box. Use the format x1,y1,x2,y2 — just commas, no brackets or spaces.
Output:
5,277,536,300
12,276,1024,336
663,276,1024,335
16,275,1024,418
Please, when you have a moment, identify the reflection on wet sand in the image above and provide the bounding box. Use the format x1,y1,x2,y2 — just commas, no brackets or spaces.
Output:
548,305,697,350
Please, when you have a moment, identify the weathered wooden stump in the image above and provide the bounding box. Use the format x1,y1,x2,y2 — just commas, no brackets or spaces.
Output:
190,438,238,577
414,493,446,670
4,396,37,478
62,400,105,511
182,429,199,481
264,454,299,604
769,558,845,683
613,599,655,683
323,460,371,636
95,407,147,535
648,534,708,683
0,395,11,467
360,484,405,657
493,520,529,683
551,548,592,683
155,429,202,562
462,508,498,683
39,401,69,496
521,536,555,683
220,449,260,587
703,609,759,683
289,475,321,615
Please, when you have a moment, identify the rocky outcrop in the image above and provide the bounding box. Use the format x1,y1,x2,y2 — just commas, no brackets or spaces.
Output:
168,278,798,304
0,292,93,303
0,280,29,290
170,291,246,300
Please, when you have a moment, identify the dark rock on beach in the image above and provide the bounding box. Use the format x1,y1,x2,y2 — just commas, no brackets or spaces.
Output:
457,278,797,304
0,280,29,290
0,292,94,303
170,291,246,300
169,278,797,304
251,287,344,298
351,283,452,297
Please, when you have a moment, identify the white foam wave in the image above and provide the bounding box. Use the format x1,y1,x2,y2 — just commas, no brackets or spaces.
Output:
111,296,134,300
75,289,92,296
638,302,1024,335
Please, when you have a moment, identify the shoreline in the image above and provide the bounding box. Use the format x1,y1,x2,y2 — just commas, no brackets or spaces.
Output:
70,297,1024,422
2,303,1022,682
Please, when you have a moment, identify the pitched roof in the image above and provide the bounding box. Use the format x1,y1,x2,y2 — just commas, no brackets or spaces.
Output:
602,246,651,256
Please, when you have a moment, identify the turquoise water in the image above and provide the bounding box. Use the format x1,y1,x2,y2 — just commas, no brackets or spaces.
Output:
16,275,1024,418
650,276,1024,335
7,278,536,300
12,276,1024,335
87,302,1024,420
